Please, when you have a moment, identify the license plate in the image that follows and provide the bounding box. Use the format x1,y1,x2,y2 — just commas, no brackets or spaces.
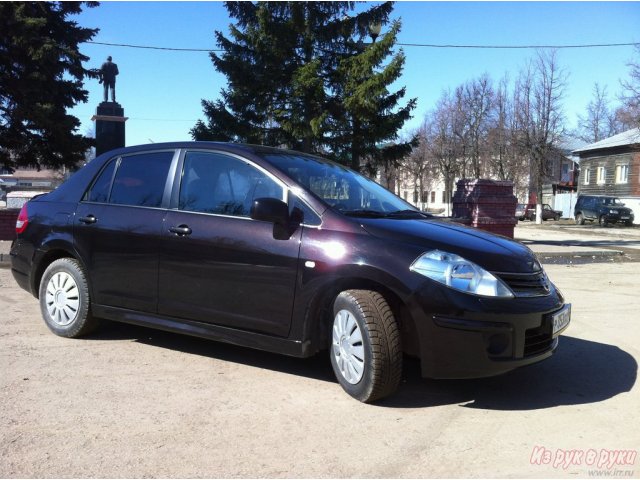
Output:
552,304,571,336
621,216,630,220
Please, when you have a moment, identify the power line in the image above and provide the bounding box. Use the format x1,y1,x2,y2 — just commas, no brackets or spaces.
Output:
399,42,640,49
87,41,220,52
86,40,640,52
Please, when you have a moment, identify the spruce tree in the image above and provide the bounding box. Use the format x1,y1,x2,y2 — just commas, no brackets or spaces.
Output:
192,1,416,172
0,2,98,171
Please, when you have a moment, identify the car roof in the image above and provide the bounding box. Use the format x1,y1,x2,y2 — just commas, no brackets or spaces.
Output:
106,141,319,159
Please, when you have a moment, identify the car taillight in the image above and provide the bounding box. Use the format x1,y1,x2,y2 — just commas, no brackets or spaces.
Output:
16,204,28,234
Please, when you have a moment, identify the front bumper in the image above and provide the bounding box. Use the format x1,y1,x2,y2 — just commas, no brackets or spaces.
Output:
407,283,566,379
605,212,634,223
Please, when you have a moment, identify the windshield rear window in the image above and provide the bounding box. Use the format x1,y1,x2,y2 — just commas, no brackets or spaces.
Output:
262,153,413,214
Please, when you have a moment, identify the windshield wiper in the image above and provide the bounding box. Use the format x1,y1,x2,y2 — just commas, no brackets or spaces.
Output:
341,209,388,218
385,209,432,219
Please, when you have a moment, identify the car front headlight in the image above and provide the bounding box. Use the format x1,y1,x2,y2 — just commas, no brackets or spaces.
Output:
410,250,514,298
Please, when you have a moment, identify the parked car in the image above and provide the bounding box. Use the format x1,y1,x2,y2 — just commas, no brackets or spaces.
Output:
10,143,570,402
515,203,527,220
574,195,635,227
521,204,562,221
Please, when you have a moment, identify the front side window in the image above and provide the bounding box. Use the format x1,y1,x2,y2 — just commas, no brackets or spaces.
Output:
179,151,284,217
109,152,174,207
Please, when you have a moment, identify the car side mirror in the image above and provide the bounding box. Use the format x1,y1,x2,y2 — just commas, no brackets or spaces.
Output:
250,197,290,225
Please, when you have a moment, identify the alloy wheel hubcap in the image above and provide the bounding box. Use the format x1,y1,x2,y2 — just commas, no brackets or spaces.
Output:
332,309,365,384
45,272,80,326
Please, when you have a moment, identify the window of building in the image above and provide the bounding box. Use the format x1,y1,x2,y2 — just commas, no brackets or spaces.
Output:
441,191,446,203
583,168,591,185
615,164,629,184
431,191,436,203
561,162,570,182
596,166,606,185
413,190,419,203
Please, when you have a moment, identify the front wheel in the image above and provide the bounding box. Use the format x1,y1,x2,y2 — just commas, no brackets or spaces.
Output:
599,215,608,227
330,290,402,403
39,258,99,338
575,213,585,225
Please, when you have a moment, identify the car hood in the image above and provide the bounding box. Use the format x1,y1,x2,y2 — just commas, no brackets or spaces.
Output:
359,217,540,273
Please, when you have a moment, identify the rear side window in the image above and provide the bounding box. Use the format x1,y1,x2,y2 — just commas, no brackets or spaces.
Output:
110,152,173,207
87,159,117,203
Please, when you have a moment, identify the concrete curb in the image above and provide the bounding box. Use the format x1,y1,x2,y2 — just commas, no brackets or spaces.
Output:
533,250,624,258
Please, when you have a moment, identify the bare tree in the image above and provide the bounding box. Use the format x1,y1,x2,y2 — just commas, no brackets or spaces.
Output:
576,83,623,143
619,45,640,128
403,123,439,210
459,74,494,179
515,50,567,223
428,90,463,216
486,75,530,199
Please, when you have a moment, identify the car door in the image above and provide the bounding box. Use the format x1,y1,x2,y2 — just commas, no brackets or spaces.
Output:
157,150,302,337
74,150,176,312
583,197,597,220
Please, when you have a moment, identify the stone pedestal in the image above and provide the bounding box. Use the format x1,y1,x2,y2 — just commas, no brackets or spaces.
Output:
451,179,518,238
91,102,128,156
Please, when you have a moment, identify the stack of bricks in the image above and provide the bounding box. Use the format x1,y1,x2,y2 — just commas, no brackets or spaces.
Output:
451,179,517,238
0,209,19,241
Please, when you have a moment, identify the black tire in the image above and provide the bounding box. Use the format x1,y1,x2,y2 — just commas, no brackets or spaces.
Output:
38,258,99,338
575,213,585,225
599,215,608,227
554,215,560,221
625,220,634,227
330,290,402,403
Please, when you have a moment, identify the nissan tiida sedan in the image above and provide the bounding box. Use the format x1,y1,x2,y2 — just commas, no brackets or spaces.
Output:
11,143,570,402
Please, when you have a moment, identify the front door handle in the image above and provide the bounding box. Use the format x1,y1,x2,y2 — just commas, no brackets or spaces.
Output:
78,215,97,224
169,225,192,236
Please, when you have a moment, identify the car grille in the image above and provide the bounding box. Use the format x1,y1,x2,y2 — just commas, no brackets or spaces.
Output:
524,324,555,357
493,271,550,297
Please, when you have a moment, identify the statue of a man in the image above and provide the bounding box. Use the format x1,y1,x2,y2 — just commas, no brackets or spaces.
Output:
99,56,119,103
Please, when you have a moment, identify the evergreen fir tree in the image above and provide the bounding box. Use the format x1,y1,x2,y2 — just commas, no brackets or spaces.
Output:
192,1,416,171
0,2,98,170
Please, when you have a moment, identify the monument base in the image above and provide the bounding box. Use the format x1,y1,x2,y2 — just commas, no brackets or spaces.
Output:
91,102,128,156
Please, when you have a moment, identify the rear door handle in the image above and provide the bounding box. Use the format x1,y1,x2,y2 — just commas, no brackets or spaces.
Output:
169,225,192,236
78,215,97,224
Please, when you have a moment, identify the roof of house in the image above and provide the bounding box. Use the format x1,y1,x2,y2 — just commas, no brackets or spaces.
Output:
573,128,640,154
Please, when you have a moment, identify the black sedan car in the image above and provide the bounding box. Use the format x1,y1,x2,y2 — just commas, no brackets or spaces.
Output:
11,143,570,402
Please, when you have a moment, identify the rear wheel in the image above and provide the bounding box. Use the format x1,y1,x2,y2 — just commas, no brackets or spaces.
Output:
599,215,608,227
625,220,634,227
39,258,99,338
330,290,402,403
575,213,585,225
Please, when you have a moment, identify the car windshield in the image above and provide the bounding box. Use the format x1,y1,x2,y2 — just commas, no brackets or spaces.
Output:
262,152,419,216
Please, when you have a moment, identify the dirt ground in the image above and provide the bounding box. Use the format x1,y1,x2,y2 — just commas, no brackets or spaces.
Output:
1,263,638,478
